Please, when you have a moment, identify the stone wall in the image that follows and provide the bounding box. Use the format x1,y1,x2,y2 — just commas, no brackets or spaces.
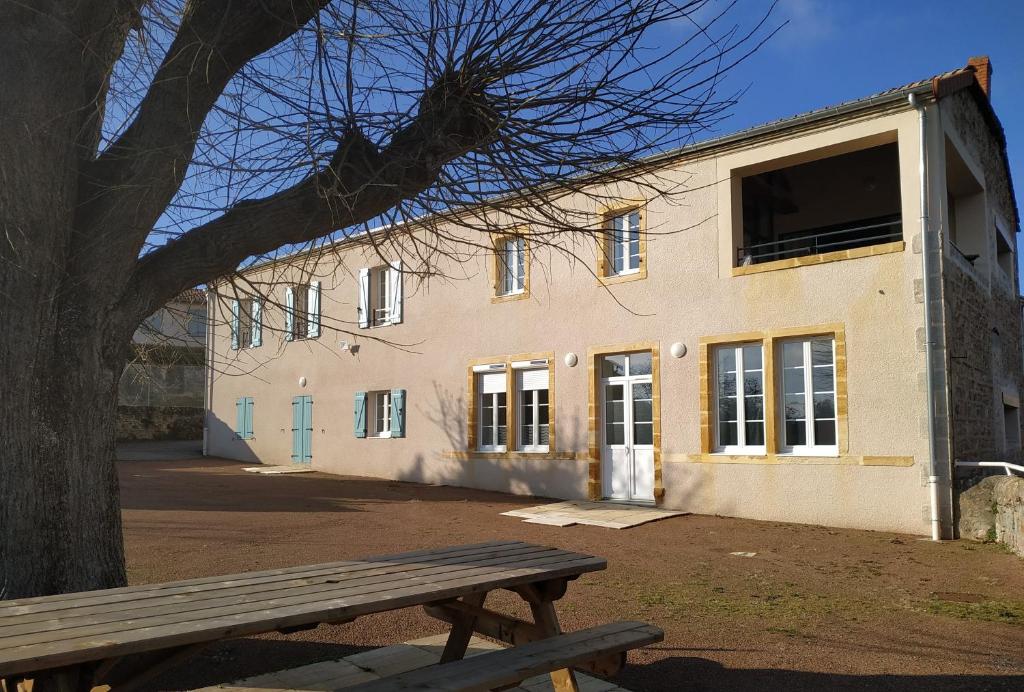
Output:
117,406,203,441
958,474,1024,556
941,90,1024,471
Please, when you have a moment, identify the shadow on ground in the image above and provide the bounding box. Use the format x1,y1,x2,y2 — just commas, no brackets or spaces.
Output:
118,457,537,514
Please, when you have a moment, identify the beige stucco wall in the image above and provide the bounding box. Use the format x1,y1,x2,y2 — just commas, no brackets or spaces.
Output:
207,106,940,535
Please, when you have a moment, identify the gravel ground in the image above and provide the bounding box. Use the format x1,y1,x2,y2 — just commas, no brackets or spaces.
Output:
119,456,1024,691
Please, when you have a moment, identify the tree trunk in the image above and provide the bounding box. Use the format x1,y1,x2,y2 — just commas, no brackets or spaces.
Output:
0,333,128,599
0,6,130,599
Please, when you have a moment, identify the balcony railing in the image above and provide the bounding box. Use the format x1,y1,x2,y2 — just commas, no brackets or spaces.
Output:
737,216,903,266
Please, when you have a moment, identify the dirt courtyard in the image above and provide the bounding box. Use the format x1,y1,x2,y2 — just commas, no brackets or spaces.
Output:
118,455,1024,691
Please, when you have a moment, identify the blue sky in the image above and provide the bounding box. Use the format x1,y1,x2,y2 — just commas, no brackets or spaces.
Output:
690,0,1023,275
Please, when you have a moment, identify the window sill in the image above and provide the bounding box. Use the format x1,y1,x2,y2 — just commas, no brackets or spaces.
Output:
597,266,647,286
675,453,913,467
491,290,530,304
731,241,905,277
444,450,584,461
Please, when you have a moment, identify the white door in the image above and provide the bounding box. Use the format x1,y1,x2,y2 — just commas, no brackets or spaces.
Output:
600,353,655,503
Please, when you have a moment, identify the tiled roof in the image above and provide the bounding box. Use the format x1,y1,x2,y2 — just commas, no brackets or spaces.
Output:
173,288,207,304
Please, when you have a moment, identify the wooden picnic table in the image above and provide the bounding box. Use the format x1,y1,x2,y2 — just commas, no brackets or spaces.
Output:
0,541,606,692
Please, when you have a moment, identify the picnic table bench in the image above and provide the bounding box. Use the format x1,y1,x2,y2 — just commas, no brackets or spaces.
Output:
0,541,661,692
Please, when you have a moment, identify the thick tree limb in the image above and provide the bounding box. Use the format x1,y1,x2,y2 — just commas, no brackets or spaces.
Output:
123,69,498,319
73,0,328,285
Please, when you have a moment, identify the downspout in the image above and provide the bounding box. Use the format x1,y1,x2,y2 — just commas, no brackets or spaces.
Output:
909,92,945,541
202,288,213,457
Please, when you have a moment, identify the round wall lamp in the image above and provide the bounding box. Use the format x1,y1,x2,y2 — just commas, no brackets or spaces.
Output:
564,352,579,368
299,376,308,388
670,342,687,359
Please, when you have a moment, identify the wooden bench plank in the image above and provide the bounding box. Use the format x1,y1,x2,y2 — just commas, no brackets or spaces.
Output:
0,550,591,648
345,622,663,692
0,542,527,619
2,544,570,634
0,555,604,676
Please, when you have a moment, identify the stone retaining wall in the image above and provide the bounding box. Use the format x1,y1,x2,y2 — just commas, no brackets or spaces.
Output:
117,406,204,441
958,474,1024,555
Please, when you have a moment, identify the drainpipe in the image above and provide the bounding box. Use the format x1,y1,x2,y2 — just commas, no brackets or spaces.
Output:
909,92,945,541
202,288,212,456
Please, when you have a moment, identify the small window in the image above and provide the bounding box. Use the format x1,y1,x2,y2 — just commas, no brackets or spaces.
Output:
291,285,309,339
186,309,206,337
713,343,765,453
370,266,394,326
237,299,254,348
286,283,320,340
779,338,838,454
996,225,1014,283
497,237,526,296
604,210,642,276
517,368,549,452
1005,403,1021,453
370,390,392,438
478,371,508,451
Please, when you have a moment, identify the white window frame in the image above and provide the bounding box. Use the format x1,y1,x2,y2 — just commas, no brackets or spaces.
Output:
475,368,508,452
606,210,641,277
712,343,766,455
777,337,838,456
515,366,549,453
370,266,392,326
370,390,392,438
498,237,526,296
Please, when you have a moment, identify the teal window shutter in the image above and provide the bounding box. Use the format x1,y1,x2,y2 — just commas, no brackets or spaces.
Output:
354,391,367,438
251,300,262,347
284,287,294,341
245,397,254,438
390,389,406,438
235,398,244,437
230,300,240,350
291,397,301,459
302,396,313,461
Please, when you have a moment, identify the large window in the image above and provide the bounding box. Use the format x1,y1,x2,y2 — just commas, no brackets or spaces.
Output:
517,368,549,452
708,332,842,457
604,210,642,276
713,344,765,453
779,338,837,454
497,237,526,296
478,371,508,451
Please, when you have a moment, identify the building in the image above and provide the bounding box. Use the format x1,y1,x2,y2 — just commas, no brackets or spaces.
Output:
205,57,1020,537
119,288,207,439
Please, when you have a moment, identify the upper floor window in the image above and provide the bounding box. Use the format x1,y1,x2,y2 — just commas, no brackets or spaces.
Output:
358,263,403,327
737,141,902,267
186,309,206,338
497,237,527,297
604,209,642,276
230,297,262,349
285,282,320,341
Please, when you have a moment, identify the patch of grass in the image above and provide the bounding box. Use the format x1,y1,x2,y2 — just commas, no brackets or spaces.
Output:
632,579,866,623
922,597,1024,625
